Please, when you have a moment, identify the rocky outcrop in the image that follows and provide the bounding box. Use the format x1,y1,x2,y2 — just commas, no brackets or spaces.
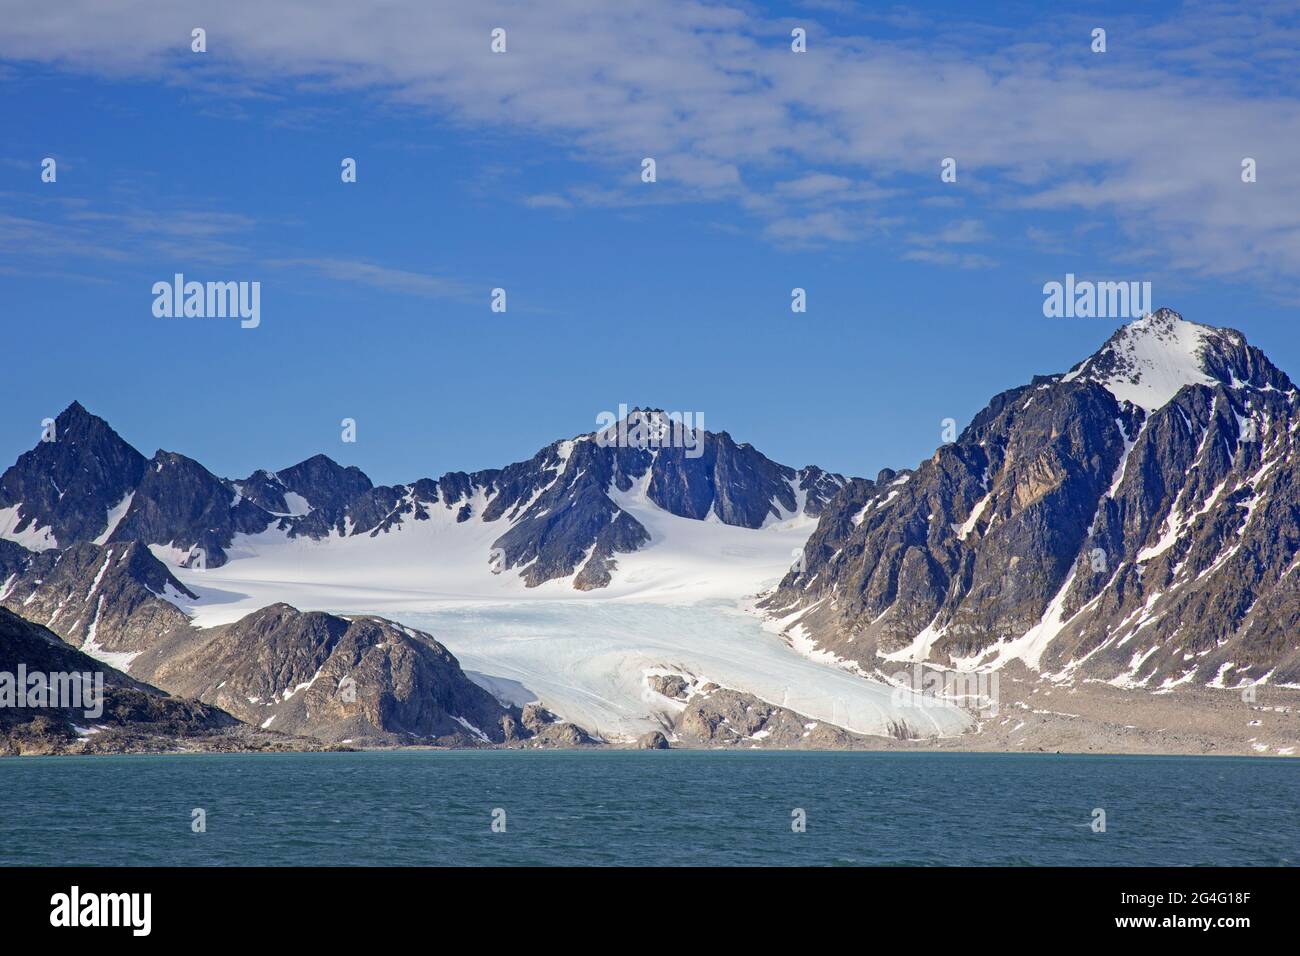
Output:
515,701,595,746
636,668,918,748
647,674,691,700
670,685,884,748
0,539,30,579
0,540,194,666
526,721,595,746
126,603,526,747
0,607,317,756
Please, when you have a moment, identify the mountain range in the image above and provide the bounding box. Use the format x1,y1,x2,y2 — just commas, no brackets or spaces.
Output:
2,308,1298,753
0,400,841,586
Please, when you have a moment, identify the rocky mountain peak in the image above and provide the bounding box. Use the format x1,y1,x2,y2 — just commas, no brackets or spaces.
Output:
762,307,1300,693
50,401,142,457
0,401,147,548
1061,308,1290,411
57,399,91,424
274,454,373,509
234,454,372,519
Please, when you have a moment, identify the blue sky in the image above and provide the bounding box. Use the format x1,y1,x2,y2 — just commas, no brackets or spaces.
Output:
2,0,1299,485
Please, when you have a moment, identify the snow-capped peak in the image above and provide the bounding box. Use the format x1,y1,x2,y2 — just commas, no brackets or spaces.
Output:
1061,308,1244,411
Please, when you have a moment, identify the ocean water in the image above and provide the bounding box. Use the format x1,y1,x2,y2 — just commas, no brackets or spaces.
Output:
0,751,1295,866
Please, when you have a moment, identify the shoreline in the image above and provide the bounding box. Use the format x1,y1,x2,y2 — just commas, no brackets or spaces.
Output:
3,744,1296,760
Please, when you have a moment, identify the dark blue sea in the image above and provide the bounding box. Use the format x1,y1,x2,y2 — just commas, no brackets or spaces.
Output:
1,751,1296,866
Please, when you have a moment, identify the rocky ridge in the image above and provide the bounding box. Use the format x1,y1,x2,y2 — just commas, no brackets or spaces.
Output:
762,310,1300,693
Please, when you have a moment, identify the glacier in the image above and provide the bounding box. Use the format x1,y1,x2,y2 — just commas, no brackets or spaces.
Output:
161,474,973,741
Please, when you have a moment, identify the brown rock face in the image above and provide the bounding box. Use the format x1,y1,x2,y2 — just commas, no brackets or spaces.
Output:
637,731,670,749
0,607,316,756
671,686,882,748
129,603,523,747
647,674,690,700
1,540,194,663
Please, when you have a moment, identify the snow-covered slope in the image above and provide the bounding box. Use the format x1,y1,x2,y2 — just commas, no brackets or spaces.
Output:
159,468,818,625
1061,311,1221,410
1060,308,1285,412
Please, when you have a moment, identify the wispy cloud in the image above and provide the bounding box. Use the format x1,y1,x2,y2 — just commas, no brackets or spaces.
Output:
901,247,997,270
0,195,255,266
3,0,1299,289
0,194,474,301
264,257,471,300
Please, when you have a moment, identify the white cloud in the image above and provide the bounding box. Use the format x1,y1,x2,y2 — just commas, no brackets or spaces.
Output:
3,0,1298,288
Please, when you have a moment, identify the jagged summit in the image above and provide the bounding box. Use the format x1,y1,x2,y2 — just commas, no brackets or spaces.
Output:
0,401,146,548
1062,308,1291,411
